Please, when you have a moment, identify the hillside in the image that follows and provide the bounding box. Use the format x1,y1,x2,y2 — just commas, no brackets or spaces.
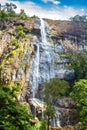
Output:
45,19,87,51
0,16,87,130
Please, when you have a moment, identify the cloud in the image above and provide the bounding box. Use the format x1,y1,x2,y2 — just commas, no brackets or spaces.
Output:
0,0,10,4
0,0,86,20
42,0,60,5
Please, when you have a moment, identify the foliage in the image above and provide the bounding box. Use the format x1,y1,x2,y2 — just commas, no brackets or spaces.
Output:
0,38,19,70
31,15,38,19
16,25,25,38
44,78,70,125
29,120,47,130
44,78,70,104
70,15,87,22
0,83,32,130
0,10,8,20
65,51,87,80
0,3,28,20
19,9,27,19
4,3,17,17
70,79,87,129
0,3,17,20
10,37,19,49
40,119,47,130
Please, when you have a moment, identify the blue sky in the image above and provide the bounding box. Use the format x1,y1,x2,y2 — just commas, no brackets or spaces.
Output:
0,0,86,19
12,0,87,8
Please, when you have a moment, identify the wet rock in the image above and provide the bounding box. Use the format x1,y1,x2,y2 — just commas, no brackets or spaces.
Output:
56,98,78,126
61,125,74,130
31,18,41,37
56,98,76,108
28,19,75,99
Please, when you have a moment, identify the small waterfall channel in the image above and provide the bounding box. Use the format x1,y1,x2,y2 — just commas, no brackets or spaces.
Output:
28,43,39,98
28,18,61,126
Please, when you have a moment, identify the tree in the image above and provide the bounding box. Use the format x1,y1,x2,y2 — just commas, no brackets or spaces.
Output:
0,3,17,20
0,83,32,130
70,15,87,22
0,10,8,20
70,79,87,129
45,78,70,104
5,3,17,16
65,51,87,80
44,78,70,129
19,9,27,19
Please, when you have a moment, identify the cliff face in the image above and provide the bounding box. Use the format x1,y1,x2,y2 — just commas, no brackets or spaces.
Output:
1,18,87,94
1,17,87,100
0,17,37,101
45,19,87,51
0,18,86,126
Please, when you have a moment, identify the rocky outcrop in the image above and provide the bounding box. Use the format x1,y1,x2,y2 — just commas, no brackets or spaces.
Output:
56,98,78,126
0,17,37,102
61,125,74,130
28,18,74,100
49,125,74,130
45,19,87,51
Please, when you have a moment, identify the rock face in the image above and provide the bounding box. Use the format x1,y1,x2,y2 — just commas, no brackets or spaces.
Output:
0,17,37,101
28,18,74,99
56,98,78,126
45,19,87,51
1,17,87,126
61,125,74,130
27,18,75,126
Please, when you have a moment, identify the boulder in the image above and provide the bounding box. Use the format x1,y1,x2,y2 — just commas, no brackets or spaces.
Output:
61,125,74,130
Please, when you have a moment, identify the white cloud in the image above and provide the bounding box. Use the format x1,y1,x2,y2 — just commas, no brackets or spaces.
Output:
0,0,10,4
81,8,85,12
0,0,86,20
42,0,60,5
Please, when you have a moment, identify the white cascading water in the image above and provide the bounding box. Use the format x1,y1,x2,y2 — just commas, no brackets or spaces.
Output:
39,18,55,83
40,18,60,126
55,107,60,126
40,18,48,44
29,18,61,125
27,18,74,125
29,44,40,98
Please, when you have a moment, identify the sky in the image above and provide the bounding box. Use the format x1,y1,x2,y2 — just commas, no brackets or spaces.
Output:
0,0,87,20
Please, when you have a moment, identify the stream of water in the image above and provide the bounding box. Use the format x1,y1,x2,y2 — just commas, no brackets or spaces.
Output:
29,18,60,126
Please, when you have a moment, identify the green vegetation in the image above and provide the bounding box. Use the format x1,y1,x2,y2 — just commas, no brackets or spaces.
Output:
45,78,69,104
0,3,87,129
70,79,87,129
44,78,70,129
16,25,25,38
70,15,87,22
0,3,29,20
0,38,19,69
60,51,87,128
0,3,17,20
10,37,19,49
65,51,87,80
19,9,28,19
0,82,32,130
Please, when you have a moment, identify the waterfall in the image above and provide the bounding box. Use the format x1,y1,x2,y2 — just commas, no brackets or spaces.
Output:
29,18,55,97
39,18,55,84
29,43,39,98
40,18,60,126
40,18,48,44
27,18,75,126
67,114,70,125
55,107,60,126
29,18,61,125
